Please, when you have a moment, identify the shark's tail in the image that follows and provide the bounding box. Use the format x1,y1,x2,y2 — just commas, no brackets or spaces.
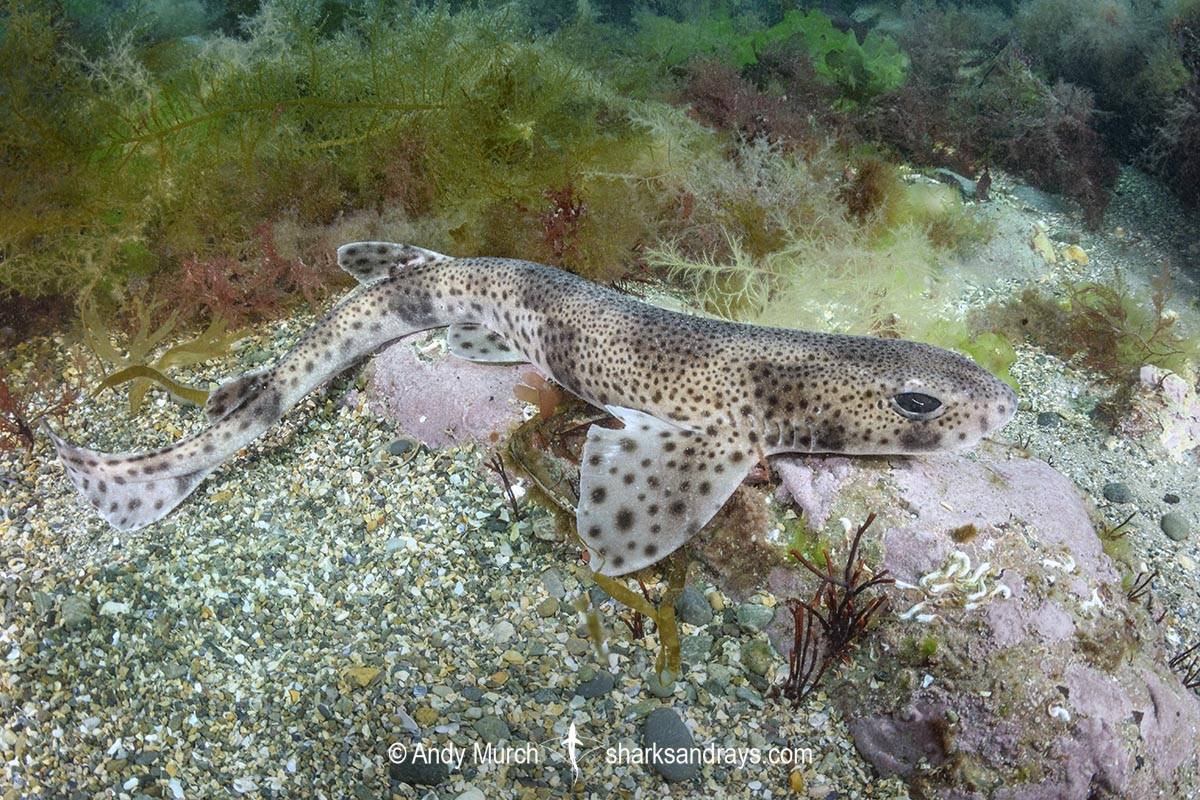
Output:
46,426,217,532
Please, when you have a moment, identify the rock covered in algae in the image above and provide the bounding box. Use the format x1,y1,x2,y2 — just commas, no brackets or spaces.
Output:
767,444,1200,799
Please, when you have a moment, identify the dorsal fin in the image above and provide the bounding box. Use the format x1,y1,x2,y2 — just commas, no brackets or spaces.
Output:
336,241,452,284
577,406,754,576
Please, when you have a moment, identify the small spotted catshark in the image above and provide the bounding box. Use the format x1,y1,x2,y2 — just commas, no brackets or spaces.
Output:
51,242,1016,575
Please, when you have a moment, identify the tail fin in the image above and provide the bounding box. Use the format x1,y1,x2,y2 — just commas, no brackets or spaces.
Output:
336,242,452,284
47,427,216,532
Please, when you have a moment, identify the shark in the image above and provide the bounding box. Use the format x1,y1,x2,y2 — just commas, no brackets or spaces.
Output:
50,242,1017,576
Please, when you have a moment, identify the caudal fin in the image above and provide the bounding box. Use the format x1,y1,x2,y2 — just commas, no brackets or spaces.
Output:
47,427,216,532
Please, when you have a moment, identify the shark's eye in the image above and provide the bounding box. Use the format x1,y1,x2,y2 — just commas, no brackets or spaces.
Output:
891,392,944,421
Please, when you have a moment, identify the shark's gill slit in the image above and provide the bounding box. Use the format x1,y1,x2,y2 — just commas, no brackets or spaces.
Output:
52,243,1017,573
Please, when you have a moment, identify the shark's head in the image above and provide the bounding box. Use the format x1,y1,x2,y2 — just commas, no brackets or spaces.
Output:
757,334,1017,456
825,336,1017,455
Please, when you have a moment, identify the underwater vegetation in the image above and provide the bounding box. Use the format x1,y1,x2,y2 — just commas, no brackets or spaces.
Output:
0,0,1194,410
0,363,78,452
772,513,894,706
992,266,1199,388
80,299,236,414
1172,642,1200,691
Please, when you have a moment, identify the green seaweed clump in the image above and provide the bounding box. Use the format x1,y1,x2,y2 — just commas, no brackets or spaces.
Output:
634,8,907,105
992,267,1199,385
82,299,237,415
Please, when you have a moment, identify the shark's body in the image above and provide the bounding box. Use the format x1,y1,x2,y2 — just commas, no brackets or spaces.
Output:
52,243,1016,575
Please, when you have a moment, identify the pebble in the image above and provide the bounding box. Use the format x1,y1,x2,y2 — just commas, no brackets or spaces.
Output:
541,569,565,599
575,671,615,698
706,663,734,691
1161,513,1190,542
491,620,516,643
734,686,765,709
1036,411,1061,428
389,758,449,786
677,585,714,627
741,640,775,676
1102,482,1133,504
537,597,559,617
455,789,486,800
59,595,92,630
473,714,510,744
1164,493,1181,505
386,438,415,456
644,669,677,698
641,708,699,782
680,634,714,665
736,603,774,632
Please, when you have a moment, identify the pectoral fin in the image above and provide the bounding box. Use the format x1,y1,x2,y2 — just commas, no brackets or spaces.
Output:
447,324,526,364
577,406,753,576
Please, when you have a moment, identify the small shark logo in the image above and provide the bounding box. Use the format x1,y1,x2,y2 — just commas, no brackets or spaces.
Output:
559,721,605,782
563,722,582,781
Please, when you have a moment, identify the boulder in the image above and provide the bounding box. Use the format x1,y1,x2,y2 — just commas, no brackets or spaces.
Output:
367,332,533,448
764,444,1200,799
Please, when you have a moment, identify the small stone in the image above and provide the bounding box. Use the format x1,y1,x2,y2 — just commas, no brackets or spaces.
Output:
705,664,734,691
386,438,415,456
473,714,510,744
644,669,677,698
31,591,53,619
641,708,699,782
491,620,516,643
1102,482,1133,504
1161,512,1190,542
531,515,562,542
566,637,591,656
741,640,775,676
541,569,565,599
680,634,714,665
1164,493,1181,505
1036,412,1061,428
60,595,92,630
575,671,615,698
734,685,765,708
537,597,559,617
736,603,774,632
389,757,448,786
677,586,714,627
455,789,486,800
707,591,726,612
414,707,439,726
344,665,381,688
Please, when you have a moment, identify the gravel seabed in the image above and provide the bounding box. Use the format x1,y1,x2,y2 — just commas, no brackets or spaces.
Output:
2,172,1198,799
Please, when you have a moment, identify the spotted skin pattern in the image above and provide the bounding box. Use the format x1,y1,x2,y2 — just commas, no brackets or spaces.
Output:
51,243,1016,575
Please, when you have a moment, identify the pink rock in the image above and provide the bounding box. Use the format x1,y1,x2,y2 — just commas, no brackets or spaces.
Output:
367,334,534,448
773,456,853,528
760,444,1200,798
